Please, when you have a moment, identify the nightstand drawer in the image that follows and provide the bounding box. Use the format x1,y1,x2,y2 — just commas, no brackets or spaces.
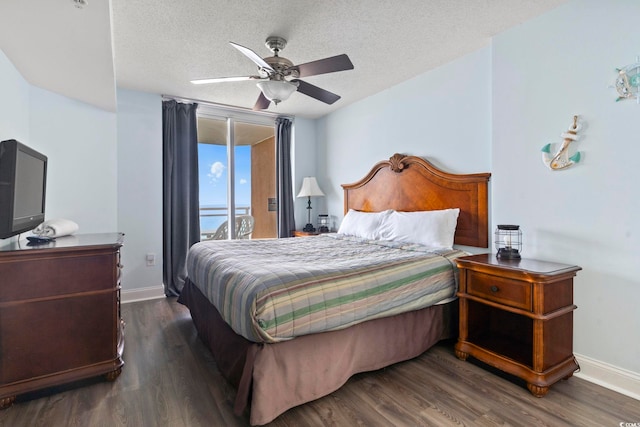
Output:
467,271,532,311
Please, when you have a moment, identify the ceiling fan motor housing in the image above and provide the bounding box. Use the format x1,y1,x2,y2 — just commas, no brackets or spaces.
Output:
259,37,299,80
262,56,299,80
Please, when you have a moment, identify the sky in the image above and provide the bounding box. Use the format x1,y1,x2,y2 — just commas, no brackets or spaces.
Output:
198,143,251,207
198,143,251,234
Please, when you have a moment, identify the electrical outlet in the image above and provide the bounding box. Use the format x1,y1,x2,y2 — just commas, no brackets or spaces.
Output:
146,253,156,266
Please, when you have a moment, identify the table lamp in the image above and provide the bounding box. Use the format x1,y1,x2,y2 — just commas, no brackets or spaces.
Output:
495,224,522,260
297,177,324,232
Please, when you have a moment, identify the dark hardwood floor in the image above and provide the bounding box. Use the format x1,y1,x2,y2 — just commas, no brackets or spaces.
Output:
2,298,639,426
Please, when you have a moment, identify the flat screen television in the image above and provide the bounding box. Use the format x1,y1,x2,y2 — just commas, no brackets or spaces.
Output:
0,139,48,239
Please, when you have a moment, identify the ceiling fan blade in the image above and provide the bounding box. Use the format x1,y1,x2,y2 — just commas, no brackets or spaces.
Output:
292,54,354,78
190,75,262,85
291,79,341,105
230,41,275,73
253,92,271,110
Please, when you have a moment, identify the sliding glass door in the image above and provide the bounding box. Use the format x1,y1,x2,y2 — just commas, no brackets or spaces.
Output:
197,110,276,240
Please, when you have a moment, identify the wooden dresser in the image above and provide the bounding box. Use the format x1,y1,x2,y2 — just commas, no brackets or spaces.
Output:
454,253,581,397
0,233,125,408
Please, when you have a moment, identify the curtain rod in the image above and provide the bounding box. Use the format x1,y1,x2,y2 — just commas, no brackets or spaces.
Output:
161,94,293,120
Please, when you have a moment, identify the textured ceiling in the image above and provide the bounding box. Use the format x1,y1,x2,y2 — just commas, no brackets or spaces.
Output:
1,0,568,118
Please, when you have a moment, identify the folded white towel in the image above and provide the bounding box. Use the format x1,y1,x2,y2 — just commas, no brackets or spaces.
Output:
33,219,79,238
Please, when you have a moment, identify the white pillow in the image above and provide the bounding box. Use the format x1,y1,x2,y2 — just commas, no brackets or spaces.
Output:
337,209,392,240
378,208,460,249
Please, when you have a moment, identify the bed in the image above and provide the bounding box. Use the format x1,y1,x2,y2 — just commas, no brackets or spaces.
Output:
178,153,490,425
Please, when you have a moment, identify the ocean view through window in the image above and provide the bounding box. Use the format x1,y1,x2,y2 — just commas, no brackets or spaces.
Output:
198,143,251,237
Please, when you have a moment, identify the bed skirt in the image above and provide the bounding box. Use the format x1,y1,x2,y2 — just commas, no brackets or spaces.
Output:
178,278,456,425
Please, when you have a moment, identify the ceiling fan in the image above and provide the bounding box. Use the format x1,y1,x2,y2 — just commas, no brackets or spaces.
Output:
191,36,354,110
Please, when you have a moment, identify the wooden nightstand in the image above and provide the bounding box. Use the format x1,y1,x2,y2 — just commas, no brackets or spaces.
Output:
293,230,320,237
454,253,581,397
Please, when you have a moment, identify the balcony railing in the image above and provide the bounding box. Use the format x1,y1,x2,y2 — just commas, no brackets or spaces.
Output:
200,206,251,240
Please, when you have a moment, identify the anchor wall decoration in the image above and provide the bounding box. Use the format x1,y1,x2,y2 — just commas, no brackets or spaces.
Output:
541,115,581,171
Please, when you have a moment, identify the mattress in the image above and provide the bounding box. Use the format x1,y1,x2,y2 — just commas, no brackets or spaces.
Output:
186,234,465,343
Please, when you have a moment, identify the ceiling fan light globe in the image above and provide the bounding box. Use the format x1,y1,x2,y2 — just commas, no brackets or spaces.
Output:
257,80,298,104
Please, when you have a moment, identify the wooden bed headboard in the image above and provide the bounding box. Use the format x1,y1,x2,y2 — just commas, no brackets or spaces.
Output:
342,153,491,248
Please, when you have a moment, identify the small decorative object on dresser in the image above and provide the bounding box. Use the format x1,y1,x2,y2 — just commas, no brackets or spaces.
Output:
454,254,581,397
0,233,125,409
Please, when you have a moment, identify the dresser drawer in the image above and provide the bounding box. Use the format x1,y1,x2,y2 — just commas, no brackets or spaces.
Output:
467,271,532,311
0,253,115,302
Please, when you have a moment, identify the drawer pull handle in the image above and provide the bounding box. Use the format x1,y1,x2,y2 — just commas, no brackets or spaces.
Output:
490,285,499,293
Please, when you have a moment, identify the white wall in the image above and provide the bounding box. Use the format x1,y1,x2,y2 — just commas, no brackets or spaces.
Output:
116,89,164,294
317,46,492,225
1,48,118,247
292,117,320,229
0,50,29,143
29,87,117,232
492,0,640,375
0,49,30,245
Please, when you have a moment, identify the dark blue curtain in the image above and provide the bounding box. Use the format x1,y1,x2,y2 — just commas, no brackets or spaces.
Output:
162,100,200,296
276,117,296,238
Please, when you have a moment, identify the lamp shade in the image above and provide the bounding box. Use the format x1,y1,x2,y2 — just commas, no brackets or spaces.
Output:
256,80,298,104
297,177,324,198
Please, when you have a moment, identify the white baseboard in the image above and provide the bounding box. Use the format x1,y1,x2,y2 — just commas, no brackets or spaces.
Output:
121,285,166,303
575,353,640,401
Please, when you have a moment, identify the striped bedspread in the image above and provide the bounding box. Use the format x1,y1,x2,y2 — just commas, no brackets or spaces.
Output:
186,234,466,343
